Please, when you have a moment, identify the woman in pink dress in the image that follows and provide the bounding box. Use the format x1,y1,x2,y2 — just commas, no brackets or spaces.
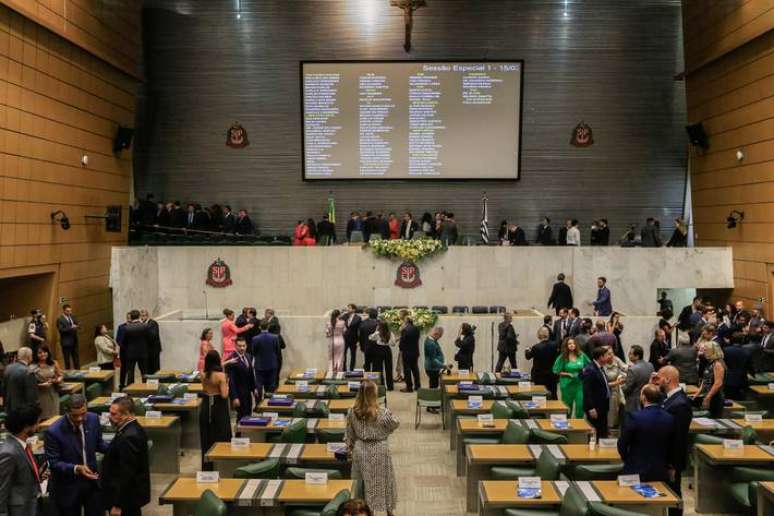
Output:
197,327,214,372
326,309,347,372
220,308,252,357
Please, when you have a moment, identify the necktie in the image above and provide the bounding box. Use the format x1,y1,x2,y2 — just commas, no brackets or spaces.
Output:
25,444,41,483
67,315,73,326
79,425,87,466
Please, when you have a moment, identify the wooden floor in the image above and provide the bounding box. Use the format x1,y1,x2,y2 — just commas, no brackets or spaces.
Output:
146,390,722,515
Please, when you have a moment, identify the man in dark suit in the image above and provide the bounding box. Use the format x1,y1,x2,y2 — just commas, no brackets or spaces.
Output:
358,309,379,372
552,308,570,343
250,322,280,399
115,312,131,390
0,405,42,516
592,277,613,316
184,203,196,229
57,304,80,369
101,397,150,516
45,394,108,516
582,346,613,438
235,209,255,235
656,365,692,516
567,308,582,337
557,219,571,246
139,309,162,374
317,214,336,244
618,384,675,482
496,312,518,372
222,205,236,233
122,310,149,385
399,315,421,392
346,212,363,242
640,217,662,247
547,274,573,315
525,328,559,399
362,211,378,242
536,217,554,245
623,345,654,414
343,304,362,371
263,308,285,386
225,337,257,421
2,347,38,414
400,212,419,240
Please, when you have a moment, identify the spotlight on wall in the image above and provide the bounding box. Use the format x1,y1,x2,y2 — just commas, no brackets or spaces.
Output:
50,210,71,230
726,210,744,229
736,149,744,162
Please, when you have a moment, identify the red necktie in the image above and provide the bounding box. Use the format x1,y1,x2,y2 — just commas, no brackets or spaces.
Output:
25,444,41,483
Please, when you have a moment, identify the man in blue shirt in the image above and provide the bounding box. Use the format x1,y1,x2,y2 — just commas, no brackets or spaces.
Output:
250,321,280,400
592,276,612,316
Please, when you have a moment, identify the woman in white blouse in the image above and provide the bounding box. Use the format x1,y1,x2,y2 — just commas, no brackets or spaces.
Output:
94,323,119,370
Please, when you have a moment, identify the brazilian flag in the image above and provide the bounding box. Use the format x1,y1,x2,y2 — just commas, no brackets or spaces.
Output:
327,194,336,224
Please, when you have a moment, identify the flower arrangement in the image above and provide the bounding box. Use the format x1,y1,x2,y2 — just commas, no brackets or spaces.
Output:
380,307,439,332
368,238,446,263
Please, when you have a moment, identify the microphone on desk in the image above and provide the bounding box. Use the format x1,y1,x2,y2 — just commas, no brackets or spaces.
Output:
202,290,209,320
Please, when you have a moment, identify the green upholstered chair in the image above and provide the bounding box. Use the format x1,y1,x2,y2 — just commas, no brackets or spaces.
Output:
168,383,189,398
292,403,308,417
504,400,530,419
569,463,624,481
490,448,561,480
588,502,648,516
511,392,536,401
316,428,345,444
58,395,71,415
529,428,568,445
233,459,281,479
415,388,443,429
326,384,341,399
282,467,343,480
503,483,589,516
194,489,227,516
463,420,530,447
727,466,774,513
284,488,350,516
479,372,496,385
694,425,758,446
134,402,147,416
85,383,102,401
145,373,176,382
280,419,307,443
491,401,515,419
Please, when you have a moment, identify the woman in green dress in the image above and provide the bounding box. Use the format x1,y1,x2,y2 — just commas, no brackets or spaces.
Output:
552,337,590,418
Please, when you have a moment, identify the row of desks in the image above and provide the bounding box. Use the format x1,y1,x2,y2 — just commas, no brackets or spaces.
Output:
205,442,349,476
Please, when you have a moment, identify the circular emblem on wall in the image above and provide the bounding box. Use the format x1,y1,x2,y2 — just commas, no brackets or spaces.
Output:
570,121,594,147
226,121,249,148
206,257,233,288
395,261,422,289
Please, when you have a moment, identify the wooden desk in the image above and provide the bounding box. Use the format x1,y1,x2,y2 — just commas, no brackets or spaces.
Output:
39,414,182,473
695,444,774,513
256,399,355,414
275,384,354,398
123,382,203,396
159,478,354,515
447,399,569,443
64,369,115,395
465,444,623,512
441,371,533,385
59,382,83,394
477,480,678,516
757,481,774,516
287,370,381,384
237,418,346,443
690,418,774,441
445,384,548,399
750,385,774,397
206,442,347,476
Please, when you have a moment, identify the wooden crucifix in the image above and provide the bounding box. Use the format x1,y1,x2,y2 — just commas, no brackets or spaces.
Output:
390,0,426,53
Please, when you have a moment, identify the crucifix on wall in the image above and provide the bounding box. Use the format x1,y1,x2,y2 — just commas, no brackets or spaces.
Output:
390,0,426,52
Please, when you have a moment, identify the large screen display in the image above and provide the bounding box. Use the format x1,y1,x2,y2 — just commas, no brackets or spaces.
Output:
301,61,523,180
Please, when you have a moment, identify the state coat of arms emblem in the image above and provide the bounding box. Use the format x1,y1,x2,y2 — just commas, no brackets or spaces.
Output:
226,122,249,148
206,258,233,288
395,261,422,289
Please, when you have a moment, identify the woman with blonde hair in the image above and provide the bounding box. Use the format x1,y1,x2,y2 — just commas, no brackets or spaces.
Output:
695,341,726,418
345,380,399,516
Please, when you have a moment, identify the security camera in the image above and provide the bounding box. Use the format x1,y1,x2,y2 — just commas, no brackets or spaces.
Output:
50,210,71,230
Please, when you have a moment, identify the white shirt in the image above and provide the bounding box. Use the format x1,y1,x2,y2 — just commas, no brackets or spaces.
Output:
666,386,682,399
566,226,581,246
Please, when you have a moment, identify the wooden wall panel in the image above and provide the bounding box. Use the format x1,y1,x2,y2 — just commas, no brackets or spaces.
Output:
135,0,688,243
683,2,774,317
0,3,139,361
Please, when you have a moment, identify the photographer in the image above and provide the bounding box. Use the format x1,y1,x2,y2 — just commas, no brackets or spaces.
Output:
27,309,48,355
454,323,476,370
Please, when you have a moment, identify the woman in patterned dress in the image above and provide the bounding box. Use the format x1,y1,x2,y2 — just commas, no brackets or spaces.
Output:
345,380,399,515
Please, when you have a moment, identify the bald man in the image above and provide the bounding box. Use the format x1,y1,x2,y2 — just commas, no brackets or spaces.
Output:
618,384,674,482
656,366,692,516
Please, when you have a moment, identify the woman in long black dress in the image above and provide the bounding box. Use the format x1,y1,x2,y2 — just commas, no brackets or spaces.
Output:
454,323,476,370
200,349,232,470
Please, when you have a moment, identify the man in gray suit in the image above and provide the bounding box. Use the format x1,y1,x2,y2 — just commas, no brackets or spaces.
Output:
2,348,38,414
0,404,43,516
623,345,654,414
640,218,662,247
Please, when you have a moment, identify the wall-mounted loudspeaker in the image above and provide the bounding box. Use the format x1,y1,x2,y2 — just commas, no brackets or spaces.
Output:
685,123,708,150
113,126,134,154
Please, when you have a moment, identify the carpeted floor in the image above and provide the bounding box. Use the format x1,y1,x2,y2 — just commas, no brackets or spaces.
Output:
145,390,721,515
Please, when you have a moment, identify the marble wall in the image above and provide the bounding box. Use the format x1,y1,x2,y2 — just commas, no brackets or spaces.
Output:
112,246,733,325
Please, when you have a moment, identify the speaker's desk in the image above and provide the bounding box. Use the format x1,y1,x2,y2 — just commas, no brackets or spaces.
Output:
694,444,774,513
238,417,346,442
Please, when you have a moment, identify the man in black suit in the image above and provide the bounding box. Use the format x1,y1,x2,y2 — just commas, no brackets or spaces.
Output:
547,274,573,315
2,347,38,414
362,211,378,242
57,304,80,369
235,209,255,235
101,397,150,516
317,214,336,244
557,219,571,246
525,328,559,399
343,304,361,371
567,308,582,337
0,404,43,516
399,315,421,392
263,308,285,386
536,217,554,245
377,213,390,240
358,309,379,372
400,212,418,240
122,310,149,385
582,346,613,438
552,308,570,343
184,203,196,229
346,212,363,242
656,365,693,516
139,309,162,374
495,313,518,372
221,205,236,233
